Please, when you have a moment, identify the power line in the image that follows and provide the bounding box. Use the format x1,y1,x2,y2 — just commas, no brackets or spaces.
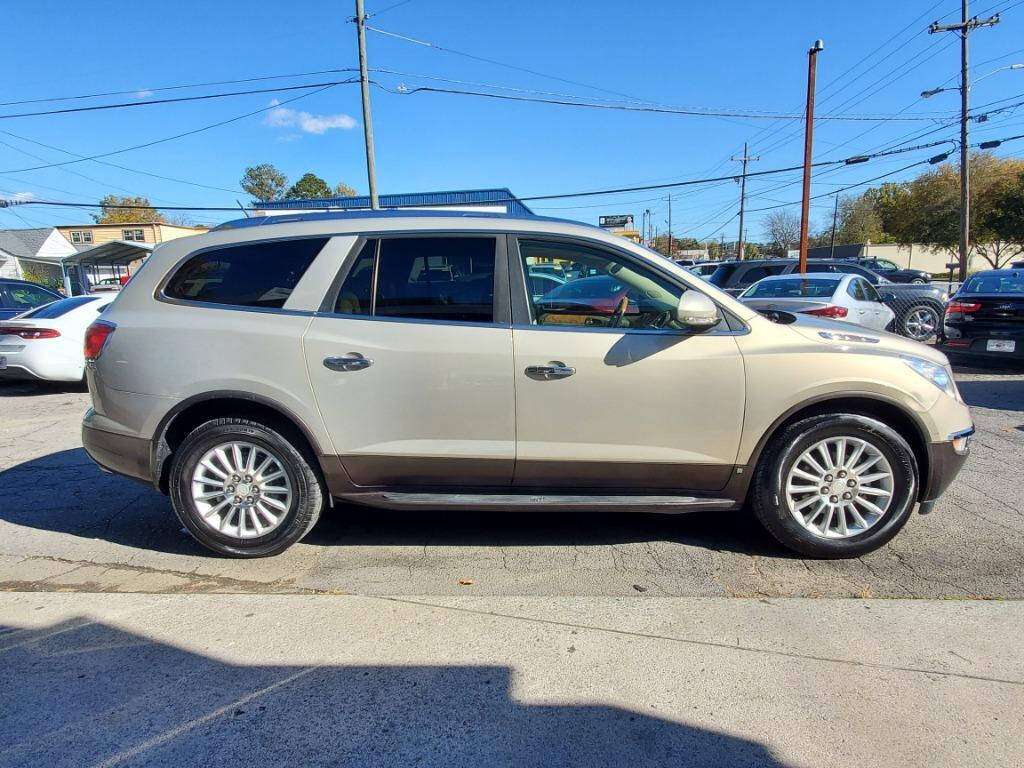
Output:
0,83,347,175
0,79,358,120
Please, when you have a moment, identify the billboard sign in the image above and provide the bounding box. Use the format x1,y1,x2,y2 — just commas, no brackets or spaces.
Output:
599,215,634,229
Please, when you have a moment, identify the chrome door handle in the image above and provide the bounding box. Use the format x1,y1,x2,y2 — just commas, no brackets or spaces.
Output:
525,361,575,380
324,353,372,372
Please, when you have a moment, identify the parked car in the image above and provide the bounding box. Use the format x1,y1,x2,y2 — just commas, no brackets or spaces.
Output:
91,276,124,292
738,274,895,332
709,259,946,341
852,258,932,284
687,262,719,278
938,268,1024,362
81,211,972,560
0,294,115,381
525,269,566,303
0,278,62,321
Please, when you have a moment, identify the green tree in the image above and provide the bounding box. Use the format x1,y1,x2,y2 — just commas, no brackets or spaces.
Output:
833,193,888,245
93,195,166,224
286,173,333,200
334,182,358,197
241,164,288,202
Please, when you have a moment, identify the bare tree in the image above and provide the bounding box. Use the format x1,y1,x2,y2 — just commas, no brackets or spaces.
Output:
762,210,801,256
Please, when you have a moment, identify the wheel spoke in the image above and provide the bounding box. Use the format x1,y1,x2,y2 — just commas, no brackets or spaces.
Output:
844,441,866,471
834,438,846,470
816,443,834,470
260,495,288,512
852,454,882,475
793,494,820,512
836,505,848,536
854,496,886,518
194,490,223,502
200,459,226,479
857,486,891,497
847,503,869,529
859,472,890,484
790,467,820,484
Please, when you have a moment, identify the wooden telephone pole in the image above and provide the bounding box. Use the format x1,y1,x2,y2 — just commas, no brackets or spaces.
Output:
798,40,824,275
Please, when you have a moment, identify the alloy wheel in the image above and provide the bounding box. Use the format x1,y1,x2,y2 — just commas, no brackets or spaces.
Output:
190,441,293,538
903,307,938,341
784,436,894,539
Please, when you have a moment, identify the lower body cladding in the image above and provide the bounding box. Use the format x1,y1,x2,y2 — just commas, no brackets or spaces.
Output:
80,424,970,513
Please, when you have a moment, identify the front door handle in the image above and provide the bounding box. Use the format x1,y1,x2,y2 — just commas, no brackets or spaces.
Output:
525,361,575,380
324,353,372,372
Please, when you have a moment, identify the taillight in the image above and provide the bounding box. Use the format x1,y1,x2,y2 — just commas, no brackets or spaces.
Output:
84,320,116,361
0,326,60,339
801,305,849,319
946,301,981,315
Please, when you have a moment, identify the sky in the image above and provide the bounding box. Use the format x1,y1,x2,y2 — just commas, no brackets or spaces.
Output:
3,0,1024,242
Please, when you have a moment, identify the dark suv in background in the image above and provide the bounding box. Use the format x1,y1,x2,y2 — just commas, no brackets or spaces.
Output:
707,259,947,341
853,257,932,284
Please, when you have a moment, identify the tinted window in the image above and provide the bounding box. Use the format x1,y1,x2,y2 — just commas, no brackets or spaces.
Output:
2,283,59,308
334,239,376,315
846,279,867,301
165,238,327,309
336,237,496,323
863,281,881,302
737,265,786,286
708,264,738,287
18,295,99,318
743,278,839,299
960,273,1024,294
519,239,702,330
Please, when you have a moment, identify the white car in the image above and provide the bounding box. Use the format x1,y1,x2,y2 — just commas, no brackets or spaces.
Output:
0,294,115,382
738,273,896,332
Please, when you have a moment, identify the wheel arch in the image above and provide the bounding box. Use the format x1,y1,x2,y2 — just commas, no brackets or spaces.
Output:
152,391,326,495
734,393,930,504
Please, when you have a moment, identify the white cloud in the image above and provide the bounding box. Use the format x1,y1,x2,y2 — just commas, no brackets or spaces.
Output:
263,99,357,135
12,191,34,201
135,89,153,98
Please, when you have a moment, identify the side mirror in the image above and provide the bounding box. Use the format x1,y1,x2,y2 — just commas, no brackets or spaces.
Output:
676,291,721,329
878,291,896,302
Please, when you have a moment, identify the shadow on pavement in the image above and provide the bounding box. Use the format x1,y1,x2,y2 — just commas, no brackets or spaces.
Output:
955,379,1024,412
0,448,790,559
0,618,788,767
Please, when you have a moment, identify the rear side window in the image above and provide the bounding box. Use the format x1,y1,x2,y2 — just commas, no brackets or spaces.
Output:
164,238,328,309
18,295,99,318
335,237,496,323
846,279,867,301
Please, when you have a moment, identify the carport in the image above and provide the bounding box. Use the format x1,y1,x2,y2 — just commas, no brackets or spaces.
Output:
59,240,153,295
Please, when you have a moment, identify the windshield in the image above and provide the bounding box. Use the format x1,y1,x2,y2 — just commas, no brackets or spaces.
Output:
960,273,1024,295
708,264,738,287
17,295,101,318
741,277,839,299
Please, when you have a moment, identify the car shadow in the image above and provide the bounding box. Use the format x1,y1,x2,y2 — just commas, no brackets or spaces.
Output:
955,379,1024,412
0,448,791,559
2,618,790,767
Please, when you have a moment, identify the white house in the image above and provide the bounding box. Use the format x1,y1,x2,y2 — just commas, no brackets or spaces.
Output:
0,228,77,283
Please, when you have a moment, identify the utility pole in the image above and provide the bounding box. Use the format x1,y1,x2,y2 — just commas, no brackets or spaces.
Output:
732,142,759,259
720,233,725,261
666,195,673,258
929,2,1000,281
644,208,652,246
799,40,824,275
355,0,380,209
829,194,839,259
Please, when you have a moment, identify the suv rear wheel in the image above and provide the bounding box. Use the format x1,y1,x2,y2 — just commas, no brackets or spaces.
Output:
750,414,918,558
169,417,323,557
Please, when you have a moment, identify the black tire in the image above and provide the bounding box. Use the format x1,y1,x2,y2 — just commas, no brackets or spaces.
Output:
169,417,324,557
911,277,928,284
750,413,918,558
898,303,941,341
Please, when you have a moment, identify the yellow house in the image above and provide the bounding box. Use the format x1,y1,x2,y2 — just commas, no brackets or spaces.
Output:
56,222,207,248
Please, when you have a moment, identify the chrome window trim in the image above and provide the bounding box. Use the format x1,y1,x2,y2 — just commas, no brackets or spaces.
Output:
315,310,510,331
154,294,317,317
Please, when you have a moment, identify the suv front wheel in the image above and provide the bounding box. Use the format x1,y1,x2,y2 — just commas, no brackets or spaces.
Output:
751,414,918,558
169,417,324,557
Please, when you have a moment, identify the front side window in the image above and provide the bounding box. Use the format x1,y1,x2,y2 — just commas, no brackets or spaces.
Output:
164,238,328,309
519,239,704,330
874,259,899,271
334,236,496,323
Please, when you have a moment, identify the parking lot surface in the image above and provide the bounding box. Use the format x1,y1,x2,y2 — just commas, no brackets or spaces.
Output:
1,364,1022,598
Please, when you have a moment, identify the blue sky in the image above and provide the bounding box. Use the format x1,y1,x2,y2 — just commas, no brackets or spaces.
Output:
3,0,1024,241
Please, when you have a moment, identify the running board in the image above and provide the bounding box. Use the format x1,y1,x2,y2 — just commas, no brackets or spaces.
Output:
338,492,738,514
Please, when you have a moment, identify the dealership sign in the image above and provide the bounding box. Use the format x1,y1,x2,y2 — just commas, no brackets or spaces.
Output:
599,215,634,229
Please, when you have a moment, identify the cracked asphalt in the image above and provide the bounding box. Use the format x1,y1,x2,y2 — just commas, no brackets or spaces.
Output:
1,364,1022,598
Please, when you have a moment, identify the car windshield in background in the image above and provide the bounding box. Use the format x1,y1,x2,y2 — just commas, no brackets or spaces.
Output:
708,264,738,287
18,296,100,319
960,274,1024,295
741,277,839,299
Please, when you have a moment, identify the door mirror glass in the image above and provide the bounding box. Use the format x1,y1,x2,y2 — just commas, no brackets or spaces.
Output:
878,291,896,303
676,291,721,329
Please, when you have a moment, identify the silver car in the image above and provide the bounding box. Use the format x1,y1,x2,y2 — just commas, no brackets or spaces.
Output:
739,273,896,332
81,210,972,558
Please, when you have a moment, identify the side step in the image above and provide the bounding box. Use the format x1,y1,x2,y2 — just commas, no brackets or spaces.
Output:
338,492,738,514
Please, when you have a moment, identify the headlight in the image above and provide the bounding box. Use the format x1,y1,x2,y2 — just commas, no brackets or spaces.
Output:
901,355,961,401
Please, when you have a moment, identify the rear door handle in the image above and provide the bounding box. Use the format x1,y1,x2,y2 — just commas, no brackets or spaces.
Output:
525,361,575,380
324,353,372,372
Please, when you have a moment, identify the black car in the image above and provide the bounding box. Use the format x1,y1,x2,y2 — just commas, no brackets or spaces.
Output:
853,257,932,284
707,258,948,341
939,269,1024,362
0,278,62,320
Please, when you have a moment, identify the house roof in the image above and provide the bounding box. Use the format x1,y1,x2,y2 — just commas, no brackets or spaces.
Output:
253,188,534,217
0,228,54,258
